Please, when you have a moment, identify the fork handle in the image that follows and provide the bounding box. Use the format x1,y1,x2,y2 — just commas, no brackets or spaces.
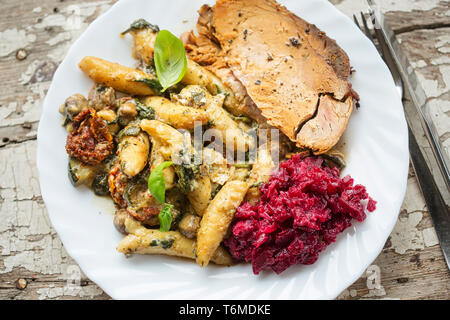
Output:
369,5,450,190
408,124,450,269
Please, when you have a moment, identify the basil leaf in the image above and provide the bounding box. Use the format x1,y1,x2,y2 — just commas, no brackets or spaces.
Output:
158,203,173,232
148,161,173,203
154,30,187,92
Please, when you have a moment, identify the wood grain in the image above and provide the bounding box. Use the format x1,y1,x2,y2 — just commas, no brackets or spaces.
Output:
0,0,448,300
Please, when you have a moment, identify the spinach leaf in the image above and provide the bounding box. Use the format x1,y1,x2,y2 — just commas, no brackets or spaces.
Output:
158,203,173,232
134,78,162,95
121,19,160,35
154,30,187,92
135,100,155,120
148,161,173,203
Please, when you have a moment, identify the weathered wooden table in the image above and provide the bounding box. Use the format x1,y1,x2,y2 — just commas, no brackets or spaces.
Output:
0,0,449,300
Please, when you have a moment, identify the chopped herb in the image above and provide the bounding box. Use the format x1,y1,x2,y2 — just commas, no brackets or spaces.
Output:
117,125,140,140
250,182,263,189
175,163,199,193
62,115,70,127
210,184,223,199
160,238,175,249
121,19,160,35
255,80,261,85
289,37,301,47
96,85,107,93
192,91,206,106
142,62,157,77
243,29,248,40
174,149,200,193
231,115,253,124
232,163,252,169
267,55,273,61
135,100,155,120
150,239,159,247
134,78,163,95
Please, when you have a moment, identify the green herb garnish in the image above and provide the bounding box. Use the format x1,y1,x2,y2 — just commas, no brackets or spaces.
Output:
154,30,187,92
158,204,174,232
121,19,160,35
160,237,174,248
232,163,253,169
148,161,173,203
148,161,175,232
135,100,155,120
134,78,163,95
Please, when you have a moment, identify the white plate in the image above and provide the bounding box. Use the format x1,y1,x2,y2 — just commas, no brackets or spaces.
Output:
37,0,409,300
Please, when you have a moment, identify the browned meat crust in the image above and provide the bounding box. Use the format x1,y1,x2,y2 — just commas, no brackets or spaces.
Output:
66,108,114,165
185,0,358,154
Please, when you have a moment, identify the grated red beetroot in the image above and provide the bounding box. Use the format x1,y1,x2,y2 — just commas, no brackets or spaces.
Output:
224,155,377,275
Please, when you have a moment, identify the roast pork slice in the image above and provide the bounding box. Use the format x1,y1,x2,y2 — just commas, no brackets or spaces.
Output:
296,95,353,154
186,0,357,154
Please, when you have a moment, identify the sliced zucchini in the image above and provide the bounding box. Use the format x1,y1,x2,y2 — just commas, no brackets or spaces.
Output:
92,173,110,196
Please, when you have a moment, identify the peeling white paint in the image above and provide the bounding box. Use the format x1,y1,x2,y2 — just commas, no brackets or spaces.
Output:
30,1,112,62
0,102,17,121
333,0,442,17
45,32,71,46
0,93,44,128
0,28,36,57
377,0,442,12
47,43,72,62
391,212,424,254
36,285,104,300
33,7,42,13
34,14,68,30
412,60,427,68
431,55,450,65
416,70,447,98
422,227,439,247
19,60,43,85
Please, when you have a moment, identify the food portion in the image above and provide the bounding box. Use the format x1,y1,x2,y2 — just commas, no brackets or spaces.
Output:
224,155,376,274
184,0,358,154
59,0,376,275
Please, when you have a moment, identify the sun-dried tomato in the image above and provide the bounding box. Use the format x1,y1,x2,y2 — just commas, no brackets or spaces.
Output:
108,163,127,208
66,108,114,165
127,206,160,226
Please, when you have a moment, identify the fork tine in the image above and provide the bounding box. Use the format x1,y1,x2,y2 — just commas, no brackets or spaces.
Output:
353,13,375,46
360,12,372,40
353,14,361,29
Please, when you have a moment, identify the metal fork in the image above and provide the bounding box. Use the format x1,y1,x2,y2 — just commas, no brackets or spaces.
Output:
354,10,450,269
